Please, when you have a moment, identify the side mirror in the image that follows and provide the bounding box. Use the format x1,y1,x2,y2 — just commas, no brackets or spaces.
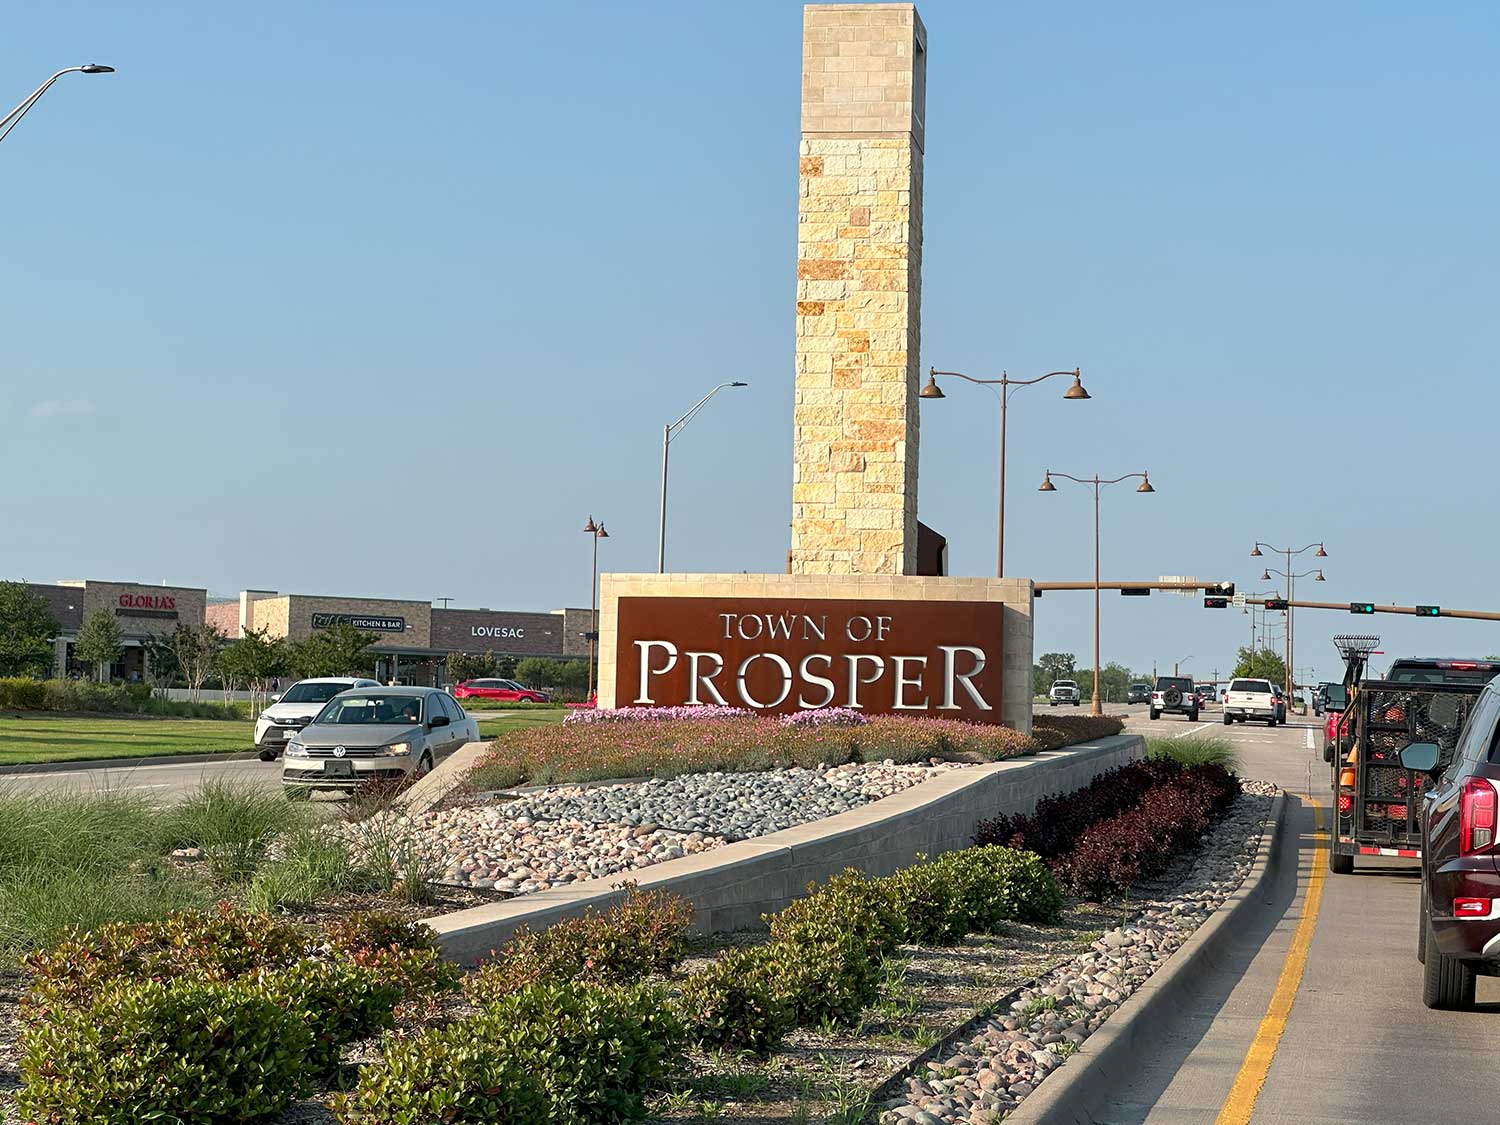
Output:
429,714,451,729
1399,742,1440,774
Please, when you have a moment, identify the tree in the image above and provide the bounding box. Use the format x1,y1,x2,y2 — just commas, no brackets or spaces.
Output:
169,623,224,701
285,624,379,679
495,654,518,679
1035,653,1076,695
1232,646,1287,685
0,581,60,678
1074,663,1136,705
446,651,498,684
141,634,181,694
217,626,287,712
74,609,123,682
514,657,560,690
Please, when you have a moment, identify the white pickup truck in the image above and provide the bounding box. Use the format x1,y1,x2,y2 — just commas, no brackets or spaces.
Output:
1224,677,1279,726
1049,679,1081,706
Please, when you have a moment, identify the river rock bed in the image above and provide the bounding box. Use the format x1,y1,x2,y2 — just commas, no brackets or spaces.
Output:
876,781,1279,1125
501,760,967,841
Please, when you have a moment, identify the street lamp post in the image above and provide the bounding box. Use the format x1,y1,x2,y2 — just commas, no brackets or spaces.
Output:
583,517,610,702
1,64,114,145
658,382,748,573
921,367,1090,577
1253,536,1328,700
1174,655,1194,677
1039,469,1154,716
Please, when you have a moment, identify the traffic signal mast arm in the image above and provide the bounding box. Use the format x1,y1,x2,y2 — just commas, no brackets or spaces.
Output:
1239,599,1499,621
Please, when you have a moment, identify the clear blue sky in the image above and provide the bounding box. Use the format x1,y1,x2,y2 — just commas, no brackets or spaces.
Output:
4,1,1498,683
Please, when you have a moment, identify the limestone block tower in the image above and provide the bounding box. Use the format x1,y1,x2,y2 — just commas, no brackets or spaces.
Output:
790,3,927,576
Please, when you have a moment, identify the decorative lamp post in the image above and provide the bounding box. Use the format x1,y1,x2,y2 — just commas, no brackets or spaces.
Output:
658,382,747,572
1252,540,1328,700
1,64,114,145
1039,469,1154,716
921,366,1089,576
583,517,609,703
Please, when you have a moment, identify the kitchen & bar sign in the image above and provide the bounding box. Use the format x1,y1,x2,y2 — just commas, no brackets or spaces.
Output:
615,596,1004,722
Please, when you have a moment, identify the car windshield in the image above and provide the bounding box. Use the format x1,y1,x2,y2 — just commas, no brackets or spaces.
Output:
1230,679,1271,693
315,694,423,725
1130,684,1149,691
1054,681,1077,688
280,682,351,704
1156,677,1193,691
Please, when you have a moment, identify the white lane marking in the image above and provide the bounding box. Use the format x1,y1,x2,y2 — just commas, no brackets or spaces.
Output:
1169,722,1212,739
1305,728,1315,750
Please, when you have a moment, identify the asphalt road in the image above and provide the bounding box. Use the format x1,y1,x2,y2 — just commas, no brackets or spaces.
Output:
0,754,286,799
1109,704,1499,1123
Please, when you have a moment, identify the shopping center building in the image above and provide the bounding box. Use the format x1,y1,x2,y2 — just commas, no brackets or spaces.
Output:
23,578,590,685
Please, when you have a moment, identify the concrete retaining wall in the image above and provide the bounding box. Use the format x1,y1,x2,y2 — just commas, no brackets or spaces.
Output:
424,733,1144,965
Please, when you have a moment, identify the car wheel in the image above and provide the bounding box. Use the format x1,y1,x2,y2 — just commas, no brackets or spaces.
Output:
1266,717,1277,727
1422,914,1476,1009
415,752,434,779
1417,879,1429,964
1188,710,1199,723
1073,700,1081,706
283,785,312,801
1329,848,1353,875
1223,713,1232,725
257,748,279,762
1149,709,1160,720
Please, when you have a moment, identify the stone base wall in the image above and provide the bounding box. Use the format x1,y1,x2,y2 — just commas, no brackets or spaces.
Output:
596,573,1033,733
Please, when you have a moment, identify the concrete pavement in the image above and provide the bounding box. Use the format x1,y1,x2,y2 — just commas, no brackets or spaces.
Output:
1102,707,1498,1123
0,755,284,799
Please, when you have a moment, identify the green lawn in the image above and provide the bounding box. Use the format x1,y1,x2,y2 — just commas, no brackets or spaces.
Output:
0,714,260,766
0,707,567,767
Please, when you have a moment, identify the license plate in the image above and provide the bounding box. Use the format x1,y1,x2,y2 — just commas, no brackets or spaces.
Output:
281,729,294,739
323,761,355,779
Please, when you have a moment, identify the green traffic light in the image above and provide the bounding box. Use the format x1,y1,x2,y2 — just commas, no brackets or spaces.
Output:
1416,605,1440,617
1350,602,1375,614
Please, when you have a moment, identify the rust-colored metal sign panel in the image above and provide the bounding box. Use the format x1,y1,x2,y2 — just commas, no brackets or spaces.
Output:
614,596,1005,722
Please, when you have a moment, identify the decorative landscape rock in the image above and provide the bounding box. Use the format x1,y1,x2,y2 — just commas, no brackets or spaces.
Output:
876,781,1278,1125
503,760,964,841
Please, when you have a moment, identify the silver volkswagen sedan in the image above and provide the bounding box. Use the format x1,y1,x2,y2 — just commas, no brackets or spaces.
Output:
281,685,479,797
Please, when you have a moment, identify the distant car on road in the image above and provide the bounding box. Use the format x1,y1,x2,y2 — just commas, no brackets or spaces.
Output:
1224,678,1278,726
452,678,552,704
1270,685,1288,723
1126,682,1151,704
1195,684,1216,708
1049,679,1082,706
1403,677,1500,1009
282,686,479,797
1150,675,1199,722
255,677,381,760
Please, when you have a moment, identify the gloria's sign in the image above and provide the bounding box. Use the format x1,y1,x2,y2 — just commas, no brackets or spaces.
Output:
615,596,1005,722
115,592,180,620
311,613,406,633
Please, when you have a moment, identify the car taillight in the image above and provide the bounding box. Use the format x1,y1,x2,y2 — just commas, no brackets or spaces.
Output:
1459,778,1498,855
1454,897,1492,917
1337,794,1353,814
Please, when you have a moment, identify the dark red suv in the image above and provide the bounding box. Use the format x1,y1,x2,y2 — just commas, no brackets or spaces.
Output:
1405,678,1500,1009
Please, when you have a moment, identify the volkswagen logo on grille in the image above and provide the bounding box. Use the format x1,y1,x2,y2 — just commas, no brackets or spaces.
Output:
333,746,347,758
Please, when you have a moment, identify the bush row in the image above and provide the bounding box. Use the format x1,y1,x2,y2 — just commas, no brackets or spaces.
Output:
973,758,1241,899
0,676,243,719
17,908,458,1123
467,711,1124,790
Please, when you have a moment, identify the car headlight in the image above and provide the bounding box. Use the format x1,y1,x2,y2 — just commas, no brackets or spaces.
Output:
258,710,272,721
285,740,309,758
381,741,412,757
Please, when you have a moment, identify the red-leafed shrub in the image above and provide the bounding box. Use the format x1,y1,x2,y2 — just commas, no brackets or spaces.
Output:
972,758,1183,856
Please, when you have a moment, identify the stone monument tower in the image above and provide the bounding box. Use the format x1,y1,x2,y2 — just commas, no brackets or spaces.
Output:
789,3,927,577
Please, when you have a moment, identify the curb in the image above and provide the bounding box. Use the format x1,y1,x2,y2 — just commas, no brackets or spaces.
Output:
1004,792,1287,1125
0,749,262,776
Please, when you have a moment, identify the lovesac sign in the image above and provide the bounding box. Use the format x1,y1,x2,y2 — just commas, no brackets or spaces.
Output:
614,596,1005,722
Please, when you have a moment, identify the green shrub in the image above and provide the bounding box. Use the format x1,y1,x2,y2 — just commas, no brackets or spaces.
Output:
16,976,312,1124
0,676,47,709
762,935,875,1026
769,869,903,961
0,677,245,718
882,857,968,944
337,981,682,1125
324,910,441,956
677,946,792,1055
156,779,309,881
24,905,311,1011
466,887,693,1005
256,958,405,1079
934,846,1063,931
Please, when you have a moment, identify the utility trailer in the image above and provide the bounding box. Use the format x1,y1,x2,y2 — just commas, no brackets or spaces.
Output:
1328,636,1495,874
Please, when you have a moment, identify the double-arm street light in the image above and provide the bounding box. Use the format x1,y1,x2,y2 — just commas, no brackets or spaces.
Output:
658,382,748,573
1252,539,1328,701
1040,469,1155,716
921,367,1090,577
1,64,114,145
583,517,610,702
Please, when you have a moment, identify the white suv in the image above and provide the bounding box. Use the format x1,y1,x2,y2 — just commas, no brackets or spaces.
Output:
255,677,381,759
1049,679,1082,706
1223,677,1279,726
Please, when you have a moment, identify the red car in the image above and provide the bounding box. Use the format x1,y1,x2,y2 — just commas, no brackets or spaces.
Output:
452,678,551,703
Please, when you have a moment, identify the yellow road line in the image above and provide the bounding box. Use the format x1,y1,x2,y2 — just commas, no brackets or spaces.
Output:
1214,798,1327,1124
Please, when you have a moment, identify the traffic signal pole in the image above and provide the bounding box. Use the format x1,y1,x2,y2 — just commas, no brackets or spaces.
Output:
1239,599,1500,622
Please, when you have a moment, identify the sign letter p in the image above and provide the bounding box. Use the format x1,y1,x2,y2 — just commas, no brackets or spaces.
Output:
634,641,679,704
